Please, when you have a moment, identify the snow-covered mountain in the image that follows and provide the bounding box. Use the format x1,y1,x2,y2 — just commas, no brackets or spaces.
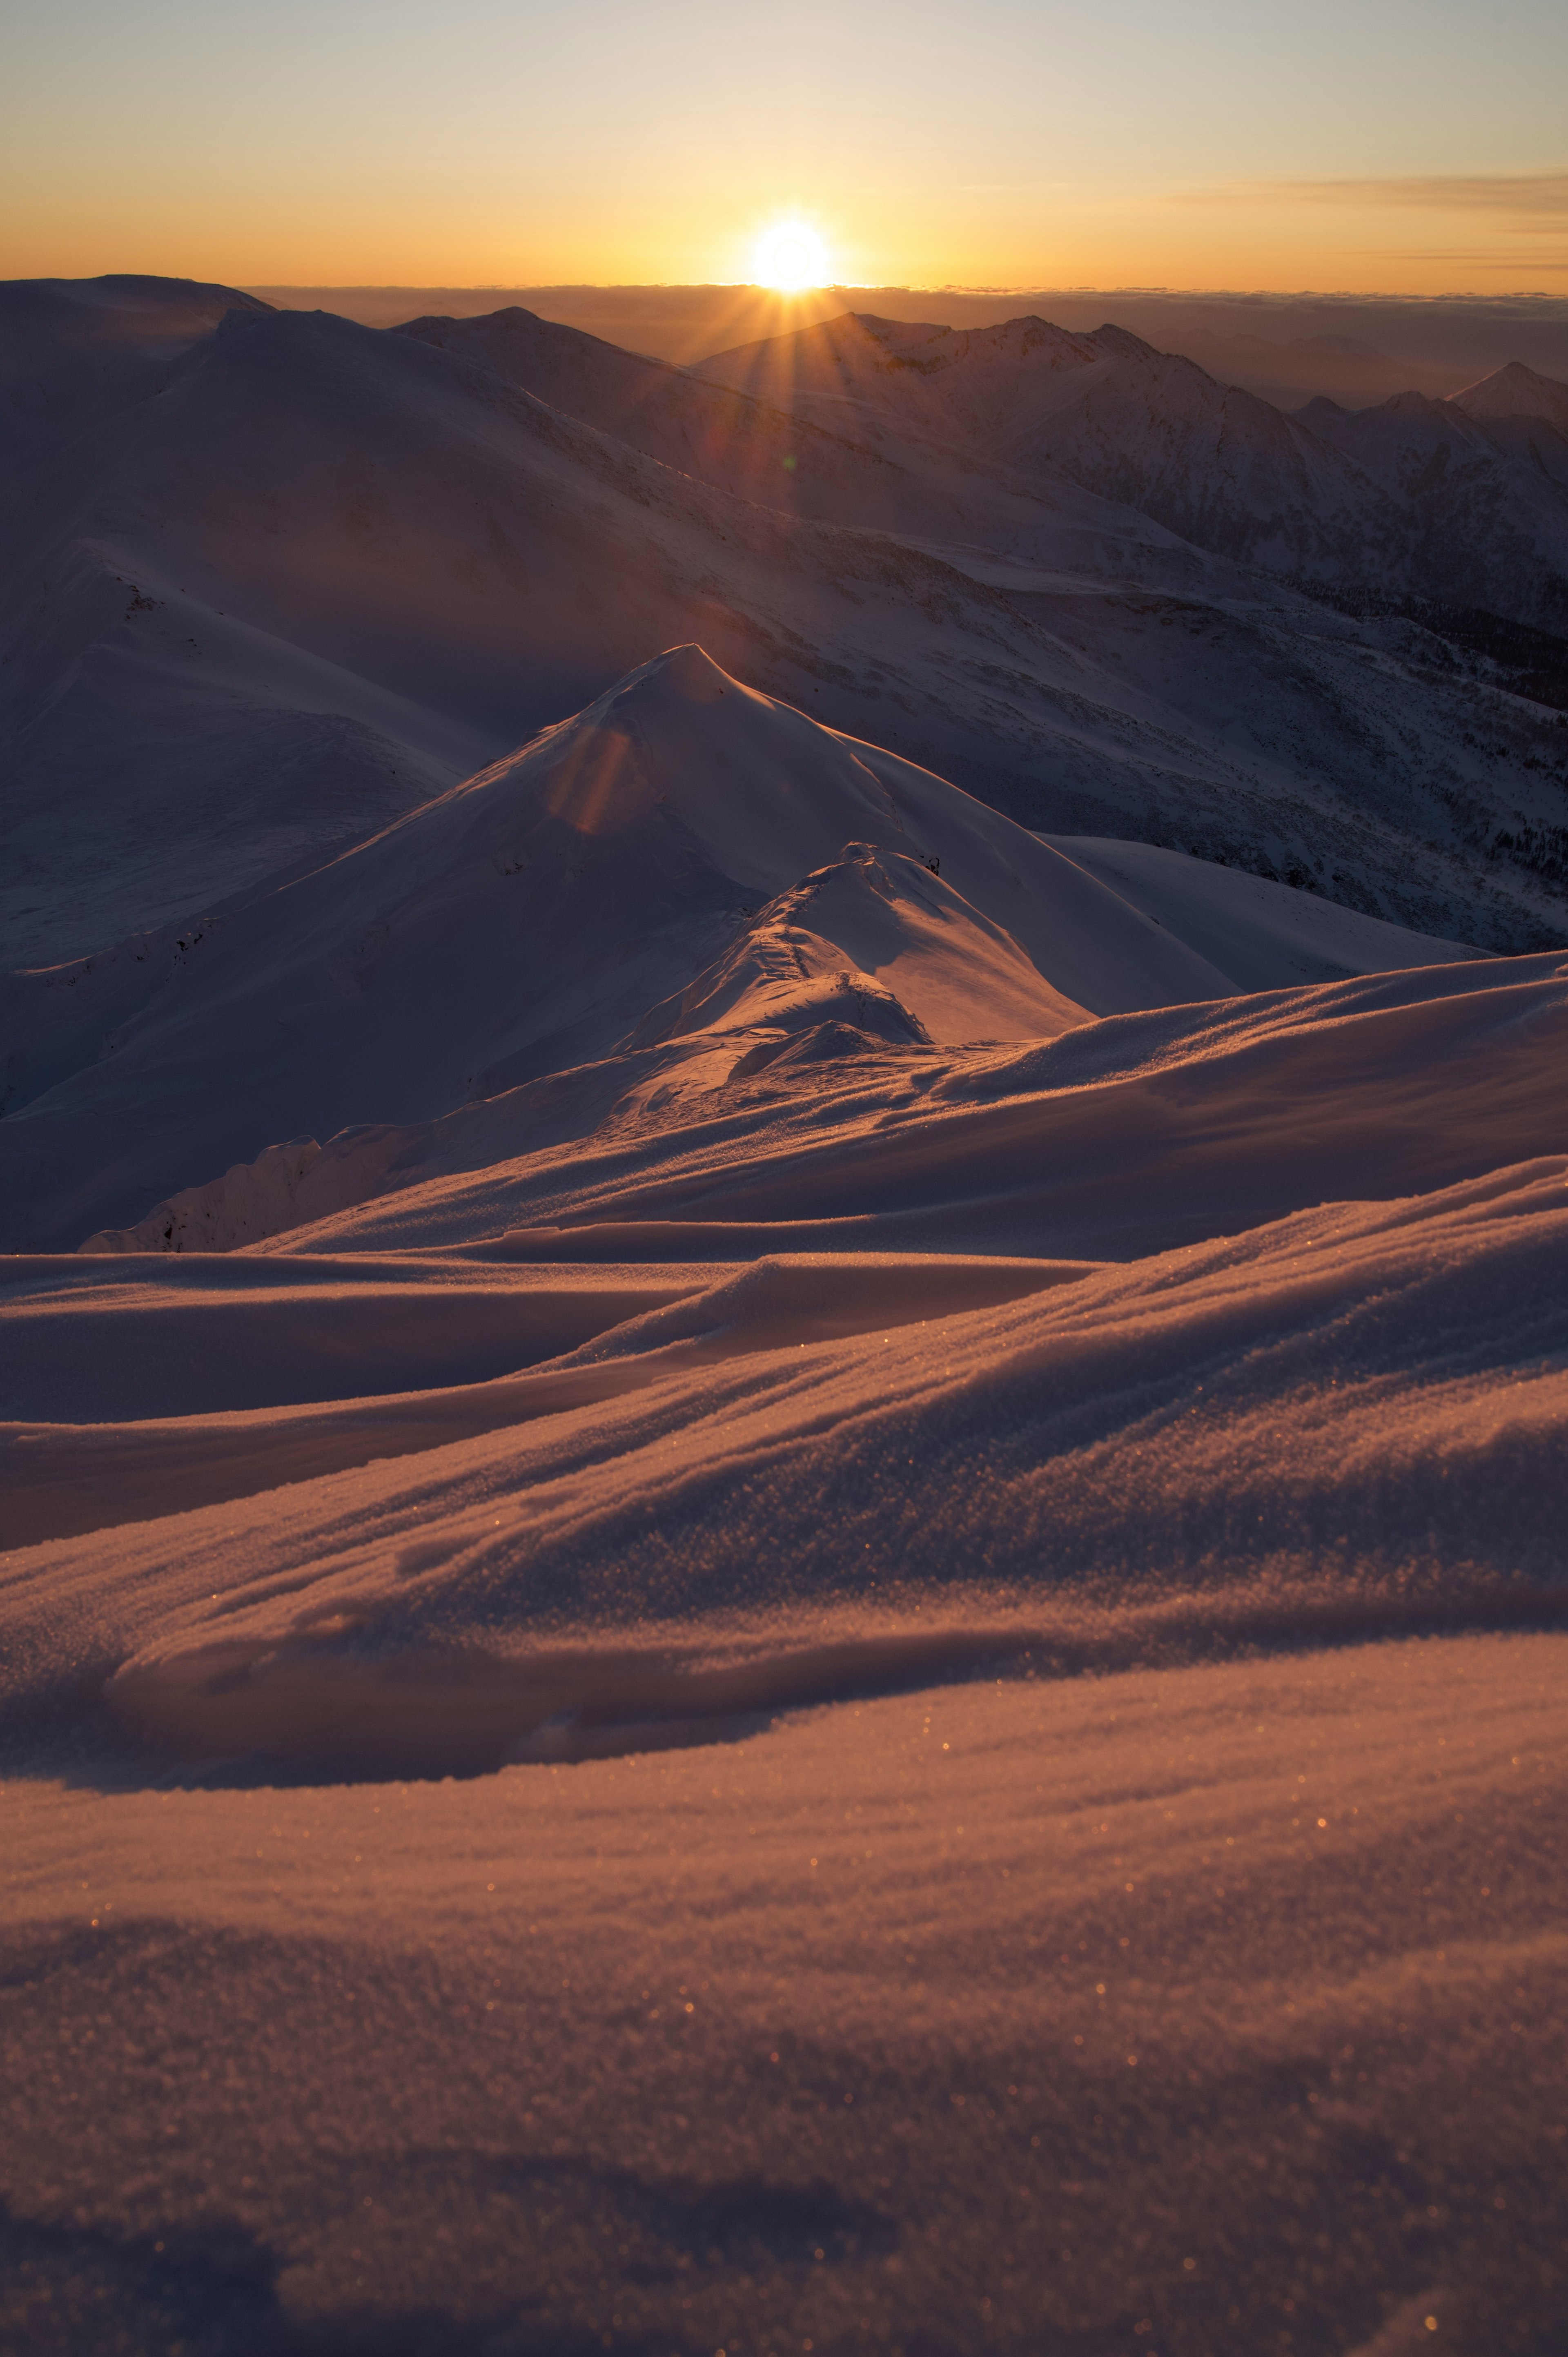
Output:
1454,359,1568,435
4,644,1476,1260
0,645,1245,1251
698,311,1568,631
0,272,274,477
387,302,1255,589
390,303,952,534
5,276,1568,985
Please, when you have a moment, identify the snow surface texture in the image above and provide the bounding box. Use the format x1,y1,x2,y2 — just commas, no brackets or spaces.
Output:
5,291,1568,2357
4,1160,1567,2351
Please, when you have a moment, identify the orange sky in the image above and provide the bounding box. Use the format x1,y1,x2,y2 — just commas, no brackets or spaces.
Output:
2,0,1565,294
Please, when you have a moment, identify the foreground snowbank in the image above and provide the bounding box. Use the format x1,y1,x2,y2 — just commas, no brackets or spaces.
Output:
4,1160,1563,1775
7,1635,1564,2352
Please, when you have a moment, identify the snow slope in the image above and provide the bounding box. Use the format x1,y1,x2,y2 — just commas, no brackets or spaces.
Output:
1040,834,1478,988
7,1155,1566,1675
4,1628,1562,2353
5,1156,1567,2353
0,273,274,478
73,942,1567,1269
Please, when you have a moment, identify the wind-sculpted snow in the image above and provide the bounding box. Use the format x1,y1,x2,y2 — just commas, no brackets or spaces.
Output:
6,1162,1567,1764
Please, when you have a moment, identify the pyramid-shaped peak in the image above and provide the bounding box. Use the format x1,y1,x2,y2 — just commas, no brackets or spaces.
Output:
1451,359,1568,428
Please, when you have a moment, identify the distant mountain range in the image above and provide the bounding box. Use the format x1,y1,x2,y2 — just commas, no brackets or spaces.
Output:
244,282,1568,386
693,311,1568,631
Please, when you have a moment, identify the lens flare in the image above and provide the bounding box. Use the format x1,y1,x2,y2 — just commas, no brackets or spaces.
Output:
752,221,829,291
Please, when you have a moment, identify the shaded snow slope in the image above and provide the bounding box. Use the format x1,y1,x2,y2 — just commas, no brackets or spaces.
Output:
1040,835,1477,988
0,272,274,478
1,649,1227,1252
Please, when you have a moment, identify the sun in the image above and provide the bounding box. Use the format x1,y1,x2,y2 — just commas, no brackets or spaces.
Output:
752,220,829,292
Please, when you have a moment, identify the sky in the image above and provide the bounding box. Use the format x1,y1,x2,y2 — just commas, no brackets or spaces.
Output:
3,0,1566,292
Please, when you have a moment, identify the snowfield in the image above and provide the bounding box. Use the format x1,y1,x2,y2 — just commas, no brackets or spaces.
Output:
3,278,1567,2357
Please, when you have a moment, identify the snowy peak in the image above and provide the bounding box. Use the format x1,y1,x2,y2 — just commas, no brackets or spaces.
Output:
459,642,915,894
1452,360,1568,434
768,839,1091,1042
624,842,940,1056
475,647,1230,1019
388,302,922,528
0,271,272,339
695,309,1106,439
628,837,1089,1053
603,639,734,707
0,272,275,476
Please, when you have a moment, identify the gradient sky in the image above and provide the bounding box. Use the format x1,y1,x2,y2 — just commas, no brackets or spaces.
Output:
3,0,1565,291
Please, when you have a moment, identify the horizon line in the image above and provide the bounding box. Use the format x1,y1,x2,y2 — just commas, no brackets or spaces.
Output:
230,278,1568,303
